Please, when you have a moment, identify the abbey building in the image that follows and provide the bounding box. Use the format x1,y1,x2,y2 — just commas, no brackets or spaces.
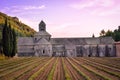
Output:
17,21,116,57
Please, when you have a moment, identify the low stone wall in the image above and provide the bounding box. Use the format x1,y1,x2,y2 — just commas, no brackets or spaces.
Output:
115,42,120,57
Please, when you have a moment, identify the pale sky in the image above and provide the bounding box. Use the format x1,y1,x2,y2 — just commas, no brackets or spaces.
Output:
0,0,120,37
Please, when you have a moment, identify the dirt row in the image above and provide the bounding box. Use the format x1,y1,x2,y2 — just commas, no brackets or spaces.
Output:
74,57,120,80
17,57,52,80
63,58,86,80
35,58,56,80
0,58,48,80
0,57,120,80
84,57,120,69
0,58,38,74
53,58,65,80
68,57,105,80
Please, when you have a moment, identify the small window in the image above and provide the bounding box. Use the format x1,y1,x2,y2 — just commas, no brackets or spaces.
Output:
43,50,45,54
41,29,45,31
35,38,37,41
109,48,111,51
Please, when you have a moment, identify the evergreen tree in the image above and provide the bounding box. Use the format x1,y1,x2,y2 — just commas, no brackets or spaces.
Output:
2,18,9,56
99,26,120,41
105,30,113,37
7,24,11,57
92,34,95,38
2,19,6,56
11,29,17,57
2,19,17,57
9,23,13,57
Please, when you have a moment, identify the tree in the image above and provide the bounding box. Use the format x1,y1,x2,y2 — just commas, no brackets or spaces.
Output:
99,26,120,41
11,29,17,57
118,26,120,32
2,19,17,57
2,18,9,56
100,29,105,37
113,30,120,41
105,30,113,37
9,23,13,57
92,34,95,38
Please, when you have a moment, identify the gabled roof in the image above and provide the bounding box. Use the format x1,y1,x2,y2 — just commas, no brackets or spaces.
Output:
35,38,51,44
18,37,114,46
51,37,114,45
34,31,51,36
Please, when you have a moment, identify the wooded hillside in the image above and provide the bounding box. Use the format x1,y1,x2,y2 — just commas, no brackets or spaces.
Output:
0,12,36,40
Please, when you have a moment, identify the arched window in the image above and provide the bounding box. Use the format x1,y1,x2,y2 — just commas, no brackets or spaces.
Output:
49,37,50,40
35,38,37,41
43,50,45,54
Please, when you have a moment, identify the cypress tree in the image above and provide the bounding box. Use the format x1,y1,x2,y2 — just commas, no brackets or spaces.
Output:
2,18,9,57
9,24,13,57
2,19,17,57
2,19,7,56
11,29,17,57
7,23,13,57
8,24,17,57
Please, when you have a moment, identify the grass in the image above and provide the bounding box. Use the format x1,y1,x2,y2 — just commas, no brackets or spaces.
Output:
82,58,120,78
62,58,71,80
82,64,111,80
0,58,39,78
13,58,49,80
28,58,54,80
86,62,120,78
0,57,120,80
47,57,58,80
0,54,7,60
67,58,90,80
72,58,112,80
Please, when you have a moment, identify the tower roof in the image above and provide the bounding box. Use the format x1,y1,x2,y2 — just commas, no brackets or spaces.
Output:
39,20,46,31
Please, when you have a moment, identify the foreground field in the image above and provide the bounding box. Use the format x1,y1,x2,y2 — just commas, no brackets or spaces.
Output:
0,57,120,80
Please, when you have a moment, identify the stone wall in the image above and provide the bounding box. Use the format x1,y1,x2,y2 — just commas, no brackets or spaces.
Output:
17,45,34,56
76,44,116,57
66,49,76,57
52,44,65,57
17,36,116,57
34,44,52,57
115,42,120,57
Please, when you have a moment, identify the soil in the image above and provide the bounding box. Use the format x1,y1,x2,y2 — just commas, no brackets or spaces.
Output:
77,58,120,80
35,58,56,80
17,58,52,80
0,57,120,80
53,57,65,80
64,58,85,80
69,58,104,80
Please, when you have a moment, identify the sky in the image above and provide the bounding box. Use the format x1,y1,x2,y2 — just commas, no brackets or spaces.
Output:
0,0,120,38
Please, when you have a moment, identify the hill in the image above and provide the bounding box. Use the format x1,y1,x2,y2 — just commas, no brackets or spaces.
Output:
0,12,36,40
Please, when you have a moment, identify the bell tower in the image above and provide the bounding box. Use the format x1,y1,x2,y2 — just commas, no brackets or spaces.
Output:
34,20,51,42
39,20,46,31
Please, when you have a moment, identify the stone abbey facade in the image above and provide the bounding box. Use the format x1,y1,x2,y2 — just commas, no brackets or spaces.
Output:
17,21,116,57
